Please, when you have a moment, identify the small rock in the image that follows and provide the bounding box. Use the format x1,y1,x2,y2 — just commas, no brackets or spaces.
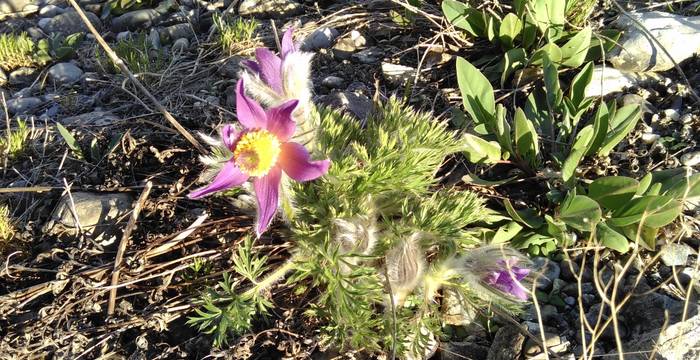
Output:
321,76,344,89
487,325,525,360
641,133,660,144
585,66,659,97
62,111,119,126
25,27,44,41
8,67,38,86
44,192,134,239
117,30,132,41
681,151,700,167
172,38,189,53
239,0,302,18
533,257,560,291
159,24,193,43
302,27,339,51
610,11,700,72
149,28,161,49
40,10,102,34
6,97,43,115
47,62,83,86
333,39,360,60
540,304,558,322
319,91,372,122
111,9,161,32
562,282,595,296
663,108,681,122
382,62,414,85
660,243,692,266
442,341,489,360
564,296,576,306
679,113,694,124
39,4,64,17
37,17,51,29
524,332,562,356
352,47,383,64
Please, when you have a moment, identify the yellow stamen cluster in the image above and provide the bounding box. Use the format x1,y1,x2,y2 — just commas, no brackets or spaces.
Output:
233,130,281,177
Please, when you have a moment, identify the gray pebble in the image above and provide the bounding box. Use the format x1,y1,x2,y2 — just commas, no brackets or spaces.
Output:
321,76,344,89
172,38,189,53
47,62,83,86
6,97,43,115
8,67,38,86
302,27,339,51
533,257,561,291
39,4,64,17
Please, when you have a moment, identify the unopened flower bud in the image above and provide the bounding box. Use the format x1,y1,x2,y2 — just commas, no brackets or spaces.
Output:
386,233,425,304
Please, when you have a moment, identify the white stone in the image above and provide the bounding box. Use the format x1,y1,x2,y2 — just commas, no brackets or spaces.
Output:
39,4,64,17
585,66,660,97
681,151,700,167
660,243,692,266
382,62,415,85
641,133,660,144
302,27,339,50
610,11,700,72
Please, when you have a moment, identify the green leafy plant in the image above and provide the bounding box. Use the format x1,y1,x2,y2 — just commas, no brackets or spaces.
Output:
213,14,259,56
442,0,618,82
55,122,122,163
499,171,694,255
457,57,641,185
0,204,15,243
0,33,47,71
35,33,85,63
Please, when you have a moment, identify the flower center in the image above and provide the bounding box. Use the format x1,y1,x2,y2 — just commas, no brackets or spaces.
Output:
233,130,281,177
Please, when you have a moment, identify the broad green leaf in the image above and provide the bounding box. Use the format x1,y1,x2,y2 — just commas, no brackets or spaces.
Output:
562,125,594,184
456,57,495,125
492,221,524,243
542,53,563,111
462,173,518,186
514,107,539,166
664,172,700,210
486,14,501,43
494,104,513,154
521,13,538,49
597,222,629,253
530,0,566,41
637,168,686,195
500,47,527,86
504,199,544,228
609,195,683,228
560,27,592,67
442,0,486,37
619,224,658,250
56,123,83,158
499,13,523,48
524,88,554,138
598,104,641,157
558,194,601,232
569,62,594,109
588,176,639,210
584,101,609,156
531,42,563,65
462,133,501,164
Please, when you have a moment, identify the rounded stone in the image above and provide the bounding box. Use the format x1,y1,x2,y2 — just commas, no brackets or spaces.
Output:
47,62,83,86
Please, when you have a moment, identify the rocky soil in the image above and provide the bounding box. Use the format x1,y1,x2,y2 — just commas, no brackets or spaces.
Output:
0,0,699,359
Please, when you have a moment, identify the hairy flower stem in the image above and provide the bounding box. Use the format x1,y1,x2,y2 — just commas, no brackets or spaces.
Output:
243,256,299,298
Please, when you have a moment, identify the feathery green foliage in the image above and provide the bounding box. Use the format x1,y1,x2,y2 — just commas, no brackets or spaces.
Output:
0,204,14,244
97,34,165,75
188,100,499,355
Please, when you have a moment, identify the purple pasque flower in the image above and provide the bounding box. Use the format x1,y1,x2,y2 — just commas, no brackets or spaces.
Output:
483,257,530,301
188,78,330,236
240,28,313,118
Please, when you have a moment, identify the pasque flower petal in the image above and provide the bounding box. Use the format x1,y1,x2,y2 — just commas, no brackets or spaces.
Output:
188,161,249,199
236,79,267,129
253,166,282,237
241,59,260,74
280,27,296,58
254,48,284,94
278,142,330,182
221,124,240,150
265,99,298,141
